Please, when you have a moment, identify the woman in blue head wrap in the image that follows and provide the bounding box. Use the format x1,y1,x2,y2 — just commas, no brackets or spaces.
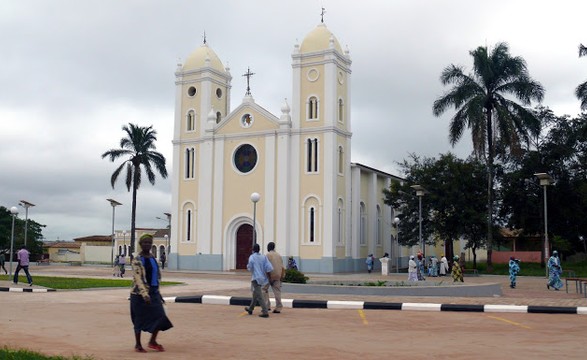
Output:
508,257,520,288
546,250,563,290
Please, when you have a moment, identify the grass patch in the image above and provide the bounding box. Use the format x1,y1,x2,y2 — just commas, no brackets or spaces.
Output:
0,274,181,289
0,346,94,359
467,260,587,277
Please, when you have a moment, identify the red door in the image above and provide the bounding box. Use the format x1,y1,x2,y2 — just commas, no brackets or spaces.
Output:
236,224,254,269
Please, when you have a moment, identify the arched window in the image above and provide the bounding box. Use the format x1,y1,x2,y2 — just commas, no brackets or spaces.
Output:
338,98,344,123
185,148,195,179
216,111,222,124
309,207,315,243
186,209,192,241
186,110,195,131
308,96,319,120
360,202,366,245
338,146,344,175
306,138,319,173
304,196,321,244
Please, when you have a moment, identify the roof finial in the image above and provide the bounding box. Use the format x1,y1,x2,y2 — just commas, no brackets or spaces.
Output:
242,67,255,96
320,7,326,23
203,31,207,45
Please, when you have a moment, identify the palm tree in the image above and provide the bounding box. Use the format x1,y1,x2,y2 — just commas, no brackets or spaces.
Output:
433,42,544,271
102,123,168,255
576,43,587,111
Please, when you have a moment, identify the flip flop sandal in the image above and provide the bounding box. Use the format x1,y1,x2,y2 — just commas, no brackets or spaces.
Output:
148,343,165,352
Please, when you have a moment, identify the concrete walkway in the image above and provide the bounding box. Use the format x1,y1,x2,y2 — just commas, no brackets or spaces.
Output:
2,264,586,309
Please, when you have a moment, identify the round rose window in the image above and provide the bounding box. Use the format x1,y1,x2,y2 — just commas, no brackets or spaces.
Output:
234,144,258,173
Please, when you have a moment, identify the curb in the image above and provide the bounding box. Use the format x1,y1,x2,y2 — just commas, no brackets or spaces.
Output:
0,286,56,293
164,295,587,315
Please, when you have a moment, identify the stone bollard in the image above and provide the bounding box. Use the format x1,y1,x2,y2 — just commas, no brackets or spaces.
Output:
380,257,390,275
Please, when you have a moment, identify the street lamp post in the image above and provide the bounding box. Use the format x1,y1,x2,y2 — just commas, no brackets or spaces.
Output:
157,212,172,253
123,231,127,255
9,206,19,277
250,192,261,246
534,173,553,278
19,200,35,247
411,185,427,258
164,234,169,254
106,198,122,266
393,217,400,273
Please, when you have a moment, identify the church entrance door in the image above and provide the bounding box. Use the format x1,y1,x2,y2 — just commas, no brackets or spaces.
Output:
236,224,254,269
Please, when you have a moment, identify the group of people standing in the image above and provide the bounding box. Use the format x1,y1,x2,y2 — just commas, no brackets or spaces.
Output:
408,253,451,281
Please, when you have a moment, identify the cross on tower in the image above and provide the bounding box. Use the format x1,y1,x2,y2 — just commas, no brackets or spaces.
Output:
242,67,255,96
203,31,207,45
320,7,326,23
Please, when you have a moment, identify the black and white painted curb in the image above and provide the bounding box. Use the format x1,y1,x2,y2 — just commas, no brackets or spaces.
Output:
163,295,587,315
0,286,56,293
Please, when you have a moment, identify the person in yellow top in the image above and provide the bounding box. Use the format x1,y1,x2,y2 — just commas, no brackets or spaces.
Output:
130,234,173,353
451,255,464,282
262,242,286,313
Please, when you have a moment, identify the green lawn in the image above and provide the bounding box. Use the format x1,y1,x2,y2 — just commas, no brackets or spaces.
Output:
467,260,587,277
0,347,93,360
0,274,181,289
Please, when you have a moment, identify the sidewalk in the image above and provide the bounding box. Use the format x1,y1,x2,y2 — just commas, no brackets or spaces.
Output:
2,264,586,308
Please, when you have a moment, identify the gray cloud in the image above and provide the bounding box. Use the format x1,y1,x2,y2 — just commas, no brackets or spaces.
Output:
1,0,585,241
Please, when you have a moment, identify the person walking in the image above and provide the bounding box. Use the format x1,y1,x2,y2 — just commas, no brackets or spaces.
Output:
416,253,426,281
130,234,173,353
439,254,449,276
13,245,33,286
430,255,438,277
244,243,273,318
366,254,374,273
160,251,166,270
508,257,520,289
451,255,463,282
119,253,127,278
408,255,418,281
547,250,563,291
113,255,121,277
0,251,8,275
263,242,285,314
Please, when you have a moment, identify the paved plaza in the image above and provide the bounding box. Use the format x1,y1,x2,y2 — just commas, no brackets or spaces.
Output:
1,265,586,359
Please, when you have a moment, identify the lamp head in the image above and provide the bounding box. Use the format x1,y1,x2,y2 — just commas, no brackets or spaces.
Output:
250,192,261,203
10,206,19,215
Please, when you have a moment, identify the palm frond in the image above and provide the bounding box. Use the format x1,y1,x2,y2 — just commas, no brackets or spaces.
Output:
576,81,587,111
110,162,128,189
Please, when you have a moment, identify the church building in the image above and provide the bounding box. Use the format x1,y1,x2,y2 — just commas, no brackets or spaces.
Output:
169,21,402,273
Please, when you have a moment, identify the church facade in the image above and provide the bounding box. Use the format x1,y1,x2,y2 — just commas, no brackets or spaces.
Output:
168,22,402,273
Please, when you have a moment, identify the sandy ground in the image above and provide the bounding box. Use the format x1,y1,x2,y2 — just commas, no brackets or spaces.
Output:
1,266,586,359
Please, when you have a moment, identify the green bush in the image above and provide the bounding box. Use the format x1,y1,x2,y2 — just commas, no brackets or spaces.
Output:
283,269,308,284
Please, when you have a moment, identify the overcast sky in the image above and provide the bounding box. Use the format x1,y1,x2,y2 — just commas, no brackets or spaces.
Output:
1,0,585,241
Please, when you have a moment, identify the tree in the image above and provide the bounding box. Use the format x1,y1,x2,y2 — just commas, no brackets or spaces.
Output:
101,124,168,255
433,42,545,270
383,153,487,266
577,44,587,111
0,206,45,258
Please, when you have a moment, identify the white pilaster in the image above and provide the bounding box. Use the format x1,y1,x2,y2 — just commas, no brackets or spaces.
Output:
351,166,361,259
211,138,225,255
264,135,276,251
197,139,213,254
